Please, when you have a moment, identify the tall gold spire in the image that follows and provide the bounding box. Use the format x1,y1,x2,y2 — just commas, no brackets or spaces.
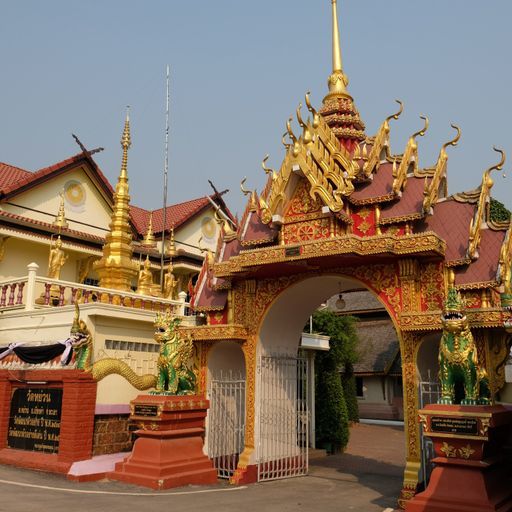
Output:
94,109,138,290
326,0,350,100
320,0,365,152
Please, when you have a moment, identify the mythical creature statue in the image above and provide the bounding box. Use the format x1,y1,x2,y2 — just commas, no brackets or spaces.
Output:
153,311,197,395
73,302,157,390
438,278,490,405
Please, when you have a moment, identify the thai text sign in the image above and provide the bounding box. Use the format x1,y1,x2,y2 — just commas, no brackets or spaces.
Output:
7,388,62,453
431,416,478,436
133,404,159,417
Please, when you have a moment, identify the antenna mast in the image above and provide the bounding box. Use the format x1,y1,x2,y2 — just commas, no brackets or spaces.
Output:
160,64,170,288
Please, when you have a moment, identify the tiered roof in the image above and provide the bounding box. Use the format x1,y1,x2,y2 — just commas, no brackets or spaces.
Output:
192,1,512,312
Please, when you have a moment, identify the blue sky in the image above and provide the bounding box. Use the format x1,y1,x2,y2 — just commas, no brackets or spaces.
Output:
1,1,511,216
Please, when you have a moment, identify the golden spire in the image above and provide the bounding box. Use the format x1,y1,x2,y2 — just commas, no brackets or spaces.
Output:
53,192,68,231
320,1,365,151
167,226,177,258
120,106,131,180
142,212,156,247
325,0,350,101
93,109,138,290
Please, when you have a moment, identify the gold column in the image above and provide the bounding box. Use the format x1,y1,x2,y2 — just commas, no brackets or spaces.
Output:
94,110,138,290
398,330,422,508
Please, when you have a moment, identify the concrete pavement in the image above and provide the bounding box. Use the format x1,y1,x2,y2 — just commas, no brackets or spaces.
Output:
0,423,404,512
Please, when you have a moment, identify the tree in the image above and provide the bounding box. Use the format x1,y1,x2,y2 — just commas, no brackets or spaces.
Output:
312,310,359,452
490,198,511,223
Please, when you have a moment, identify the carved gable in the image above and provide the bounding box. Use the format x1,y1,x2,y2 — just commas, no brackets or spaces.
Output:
282,179,331,244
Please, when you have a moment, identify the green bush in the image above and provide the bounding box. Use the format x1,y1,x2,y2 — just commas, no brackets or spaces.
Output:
312,310,359,451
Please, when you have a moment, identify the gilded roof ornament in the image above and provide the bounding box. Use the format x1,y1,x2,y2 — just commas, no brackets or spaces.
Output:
241,177,259,212
262,155,277,181
142,212,156,247
392,115,429,196
305,92,320,129
423,124,461,215
167,227,177,258
363,100,403,178
296,103,312,145
467,147,506,260
53,191,69,231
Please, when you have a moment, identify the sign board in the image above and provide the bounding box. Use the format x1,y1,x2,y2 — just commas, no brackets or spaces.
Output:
7,388,63,453
430,416,479,436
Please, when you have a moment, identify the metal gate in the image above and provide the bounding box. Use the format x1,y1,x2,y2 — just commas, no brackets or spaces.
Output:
207,370,246,479
257,353,309,482
419,374,440,485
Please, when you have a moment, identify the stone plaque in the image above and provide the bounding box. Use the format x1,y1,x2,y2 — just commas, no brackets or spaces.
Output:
431,416,478,436
133,404,159,417
7,388,62,453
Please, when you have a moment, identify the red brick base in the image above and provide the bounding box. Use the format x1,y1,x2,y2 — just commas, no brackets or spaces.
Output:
0,369,97,473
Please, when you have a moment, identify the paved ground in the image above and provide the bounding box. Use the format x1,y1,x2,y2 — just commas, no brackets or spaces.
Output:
0,423,404,512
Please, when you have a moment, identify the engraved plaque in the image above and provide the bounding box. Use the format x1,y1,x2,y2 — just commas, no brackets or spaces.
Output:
431,416,479,436
133,404,159,417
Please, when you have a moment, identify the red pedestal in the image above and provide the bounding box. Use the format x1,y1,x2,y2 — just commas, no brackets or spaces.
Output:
406,404,512,512
109,394,217,490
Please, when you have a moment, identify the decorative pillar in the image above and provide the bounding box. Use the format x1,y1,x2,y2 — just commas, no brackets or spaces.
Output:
398,331,422,509
25,262,39,311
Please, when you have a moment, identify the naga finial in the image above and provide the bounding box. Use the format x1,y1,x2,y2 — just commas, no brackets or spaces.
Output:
286,117,297,145
305,91,320,128
240,177,251,196
296,102,306,128
386,99,404,123
262,154,276,180
281,132,291,150
442,124,461,151
412,115,429,140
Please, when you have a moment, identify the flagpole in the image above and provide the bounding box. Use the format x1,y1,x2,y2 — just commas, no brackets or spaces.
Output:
160,64,170,288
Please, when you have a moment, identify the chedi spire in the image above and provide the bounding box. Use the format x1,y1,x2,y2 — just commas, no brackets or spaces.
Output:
320,0,365,153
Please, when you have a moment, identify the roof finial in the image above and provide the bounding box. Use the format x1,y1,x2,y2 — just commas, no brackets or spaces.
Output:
142,212,156,247
53,191,69,232
326,0,350,100
120,106,131,180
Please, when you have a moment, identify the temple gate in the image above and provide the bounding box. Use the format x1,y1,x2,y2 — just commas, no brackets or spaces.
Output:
178,1,512,508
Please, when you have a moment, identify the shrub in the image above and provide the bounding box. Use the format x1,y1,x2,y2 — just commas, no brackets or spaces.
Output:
312,310,359,451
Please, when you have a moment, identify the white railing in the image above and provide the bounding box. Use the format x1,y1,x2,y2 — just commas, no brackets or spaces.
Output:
0,262,192,316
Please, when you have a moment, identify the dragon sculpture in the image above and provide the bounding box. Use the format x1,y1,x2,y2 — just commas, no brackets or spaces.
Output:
73,303,157,390
153,311,197,395
438,274,490,405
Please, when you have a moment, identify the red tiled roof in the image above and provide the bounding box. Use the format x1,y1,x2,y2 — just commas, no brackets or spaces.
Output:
416,199,475,263
0,209,105,244
130,196,219,236
455,228,505,286
240,210,278,246
350,162,394,204
380,176,428,223
0,153,114,198
0,163,32,191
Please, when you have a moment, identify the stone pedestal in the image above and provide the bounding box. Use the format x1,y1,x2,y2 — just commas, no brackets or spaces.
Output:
109,394,217,490
406,404,512,512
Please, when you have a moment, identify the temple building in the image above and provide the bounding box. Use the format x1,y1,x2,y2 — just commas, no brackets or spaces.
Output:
0,130,232,295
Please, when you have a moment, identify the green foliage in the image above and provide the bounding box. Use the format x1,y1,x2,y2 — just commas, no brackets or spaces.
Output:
312,310,359,451
490,198,511,223
341,364,359,423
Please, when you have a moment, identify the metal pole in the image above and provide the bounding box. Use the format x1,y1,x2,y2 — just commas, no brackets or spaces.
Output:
160,64,170,288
